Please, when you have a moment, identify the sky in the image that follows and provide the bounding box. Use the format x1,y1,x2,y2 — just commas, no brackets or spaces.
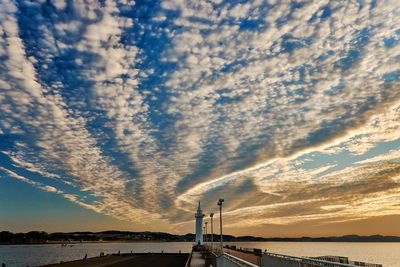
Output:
1,0,400,237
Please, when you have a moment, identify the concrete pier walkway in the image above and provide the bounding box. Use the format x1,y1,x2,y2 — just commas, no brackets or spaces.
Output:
41,253,189,267
190,251,205,267
224,248,261,266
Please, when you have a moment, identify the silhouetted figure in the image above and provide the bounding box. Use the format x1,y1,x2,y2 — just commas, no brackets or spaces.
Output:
2,263,6,267
118,250,120,255
83,253,87,260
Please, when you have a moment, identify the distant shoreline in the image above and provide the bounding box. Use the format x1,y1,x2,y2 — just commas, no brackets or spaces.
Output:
3,239,400,246
2,231,400,244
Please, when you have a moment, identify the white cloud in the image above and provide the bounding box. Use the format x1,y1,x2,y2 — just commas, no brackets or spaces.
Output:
0,167,63,195
0,0,158,223
1,0,400,231
50,0,67,11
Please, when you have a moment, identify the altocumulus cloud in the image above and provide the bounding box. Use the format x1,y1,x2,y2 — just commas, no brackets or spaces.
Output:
1,0,400,232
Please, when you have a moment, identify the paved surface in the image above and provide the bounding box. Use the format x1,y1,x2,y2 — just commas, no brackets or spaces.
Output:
41,253,189,267
224,248,261,266
41,255,135,267
190,251,205,267
107,254,189,267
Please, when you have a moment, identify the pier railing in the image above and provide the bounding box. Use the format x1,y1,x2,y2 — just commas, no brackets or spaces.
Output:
201,244,381,267
262,252,380,267
202,244,259,267
218,252,260,267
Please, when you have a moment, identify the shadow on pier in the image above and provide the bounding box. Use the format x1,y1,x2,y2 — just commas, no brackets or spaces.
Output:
40,253,189,267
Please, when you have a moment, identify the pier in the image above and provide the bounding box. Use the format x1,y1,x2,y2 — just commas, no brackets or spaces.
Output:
40,253,190,267
189,251,205,267
188,201,382,267
187,244,383,267
36,202,382,267
35,246,382,267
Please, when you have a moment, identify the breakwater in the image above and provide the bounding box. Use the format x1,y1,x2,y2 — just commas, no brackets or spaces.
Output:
40,253,189,267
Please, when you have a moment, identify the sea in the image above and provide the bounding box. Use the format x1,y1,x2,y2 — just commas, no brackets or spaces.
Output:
0,241,399,267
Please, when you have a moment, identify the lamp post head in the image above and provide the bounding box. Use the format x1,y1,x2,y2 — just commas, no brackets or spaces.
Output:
210,212,214,217
217,198,224,206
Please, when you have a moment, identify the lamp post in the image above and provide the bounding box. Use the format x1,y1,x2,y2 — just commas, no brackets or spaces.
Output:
217,198,224,254
203,226,205,244
205,221,208,244
210,212,214,250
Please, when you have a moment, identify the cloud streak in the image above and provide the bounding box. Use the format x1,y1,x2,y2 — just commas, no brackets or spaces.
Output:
1,0,400,234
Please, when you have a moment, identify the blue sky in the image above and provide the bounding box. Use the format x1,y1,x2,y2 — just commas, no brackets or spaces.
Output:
1,0,400,236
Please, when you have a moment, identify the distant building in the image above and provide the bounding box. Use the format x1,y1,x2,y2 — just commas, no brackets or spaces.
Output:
195,201,205,245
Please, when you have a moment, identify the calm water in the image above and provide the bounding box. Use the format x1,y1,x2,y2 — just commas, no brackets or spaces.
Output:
0,242,193,267
1,241,399,267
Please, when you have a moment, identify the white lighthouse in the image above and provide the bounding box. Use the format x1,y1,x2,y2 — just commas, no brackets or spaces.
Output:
195,201,205,245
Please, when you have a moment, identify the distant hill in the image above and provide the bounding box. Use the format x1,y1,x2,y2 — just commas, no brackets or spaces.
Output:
1,230,400,244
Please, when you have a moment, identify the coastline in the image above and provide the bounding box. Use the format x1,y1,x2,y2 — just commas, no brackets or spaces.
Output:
3,239,400,246
3,231,400,245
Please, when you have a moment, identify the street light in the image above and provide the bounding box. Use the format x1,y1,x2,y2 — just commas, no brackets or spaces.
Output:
205,221,208,244
203,226,205,244
217,198,224,254
210,212,214,250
